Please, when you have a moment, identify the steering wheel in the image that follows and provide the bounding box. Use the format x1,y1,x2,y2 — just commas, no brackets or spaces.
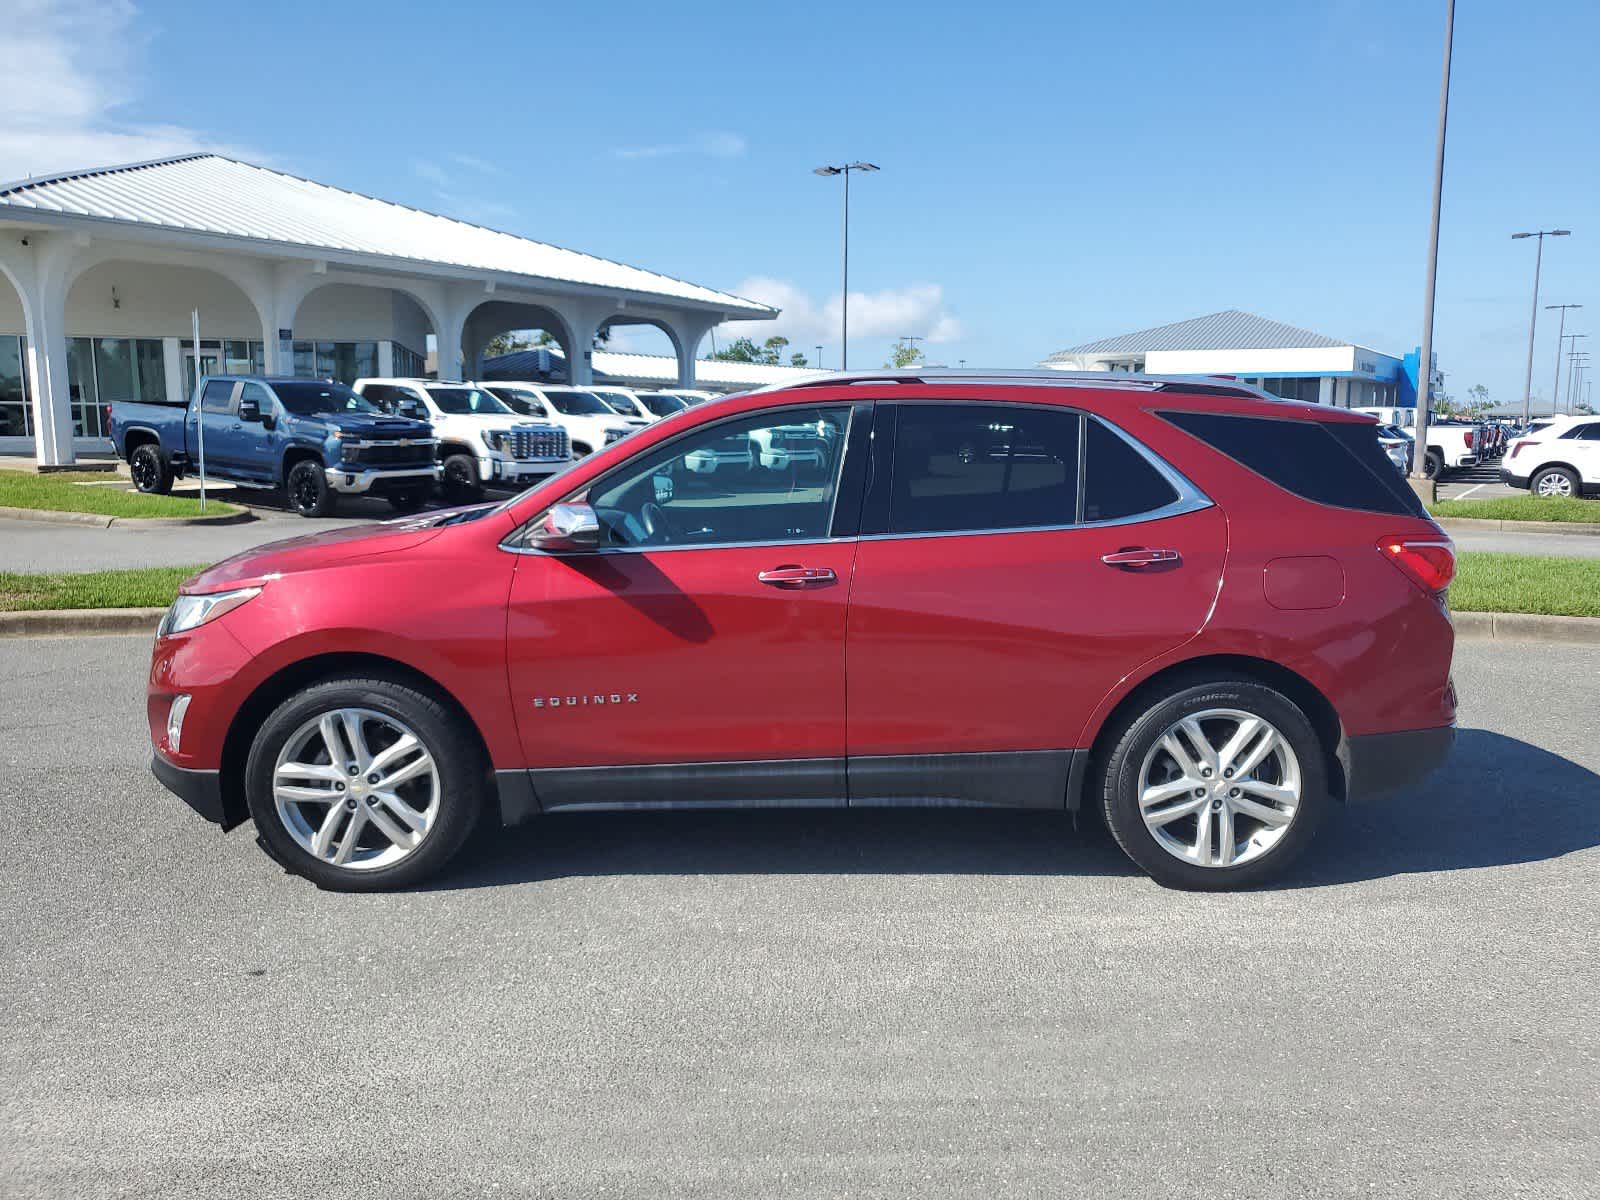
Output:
640,501,673,544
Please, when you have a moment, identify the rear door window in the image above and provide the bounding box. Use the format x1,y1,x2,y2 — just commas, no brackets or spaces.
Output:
1161,411,1425,517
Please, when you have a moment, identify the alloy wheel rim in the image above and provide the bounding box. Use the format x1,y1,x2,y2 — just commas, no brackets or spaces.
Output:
1136,708,1301,869
132,452,155,489
273,707,441,871
1537,474,1573,497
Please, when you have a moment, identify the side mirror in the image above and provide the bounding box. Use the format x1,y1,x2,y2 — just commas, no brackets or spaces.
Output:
399,401,424,420
238,398,261,423
530,502,600,552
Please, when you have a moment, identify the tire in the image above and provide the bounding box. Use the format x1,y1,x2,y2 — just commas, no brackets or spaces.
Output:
128,443,173,494
571,441,593,458
441,453,483,504
1424,450,1444,480
386,487,428,514
1097,676,1330,891
244,675,487,891
1531,466,1579,499
285,458,335,517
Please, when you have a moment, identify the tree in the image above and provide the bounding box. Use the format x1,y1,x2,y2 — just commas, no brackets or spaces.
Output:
761,336,790,365
789,352,809,367
710,336,762,363
885,341,925,369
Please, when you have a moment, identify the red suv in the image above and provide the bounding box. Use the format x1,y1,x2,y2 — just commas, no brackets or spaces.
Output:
147,373,1456,891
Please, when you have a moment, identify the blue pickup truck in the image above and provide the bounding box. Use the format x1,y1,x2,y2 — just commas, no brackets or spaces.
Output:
108,376,440,516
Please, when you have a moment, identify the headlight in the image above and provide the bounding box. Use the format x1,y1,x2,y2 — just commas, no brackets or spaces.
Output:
158,586,262,637
484,430,506,452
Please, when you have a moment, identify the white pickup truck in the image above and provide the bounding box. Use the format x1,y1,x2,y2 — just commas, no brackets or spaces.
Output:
481,382,646,458
1351,407,1482,478
353,378,570,501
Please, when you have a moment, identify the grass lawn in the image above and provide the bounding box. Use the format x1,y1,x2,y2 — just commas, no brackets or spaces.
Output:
1429,495,1600,523
1452,552,1600,618
0,471,240,519
0,566,205,612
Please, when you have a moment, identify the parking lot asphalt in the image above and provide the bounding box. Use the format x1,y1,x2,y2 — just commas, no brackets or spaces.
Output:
1,635,1597,1198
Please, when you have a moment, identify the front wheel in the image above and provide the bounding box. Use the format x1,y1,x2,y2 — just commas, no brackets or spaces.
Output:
129,443,174,494
1531,466,1579,498
440,453,483,504
244,675,486,891
1098,677,1330,890
286,459,335,517
386,487,429,514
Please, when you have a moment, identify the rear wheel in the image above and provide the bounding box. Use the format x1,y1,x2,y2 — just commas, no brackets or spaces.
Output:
441,453,483,504
129,443,173,494
1424,450,1444,480
1531,466,1579,498
1098,677,1329,890
245,675,486,891
286,459,335,517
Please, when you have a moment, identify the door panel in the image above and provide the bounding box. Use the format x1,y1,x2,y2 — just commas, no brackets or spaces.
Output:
844,506,1228,759
507,542,858,770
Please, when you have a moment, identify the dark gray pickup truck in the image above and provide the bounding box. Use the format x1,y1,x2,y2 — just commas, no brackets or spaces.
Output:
108,376,440,516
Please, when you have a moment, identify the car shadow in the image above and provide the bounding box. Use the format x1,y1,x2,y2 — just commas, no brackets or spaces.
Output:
430,728,1599,891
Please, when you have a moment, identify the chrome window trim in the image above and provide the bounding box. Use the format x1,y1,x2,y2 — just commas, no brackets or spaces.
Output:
499,400,861,556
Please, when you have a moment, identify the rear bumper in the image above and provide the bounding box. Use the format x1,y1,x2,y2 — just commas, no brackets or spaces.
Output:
1341,725,1454,803
151,753,234,827
325,464,440,494
1499,468,1530,489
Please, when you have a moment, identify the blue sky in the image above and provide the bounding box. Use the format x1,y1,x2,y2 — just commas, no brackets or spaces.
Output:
4,0,1596,405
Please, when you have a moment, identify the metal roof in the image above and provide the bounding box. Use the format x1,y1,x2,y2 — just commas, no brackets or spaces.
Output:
1043,309,1352,360
0,154,773,316
481,347,828,388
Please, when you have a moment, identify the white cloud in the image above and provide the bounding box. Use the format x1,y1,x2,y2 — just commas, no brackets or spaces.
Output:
0,0,258,181
715,277,962,352
614,132,747,161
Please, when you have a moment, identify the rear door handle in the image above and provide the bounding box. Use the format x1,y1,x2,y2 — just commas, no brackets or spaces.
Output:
1101,547,1181,569
758,566,837,589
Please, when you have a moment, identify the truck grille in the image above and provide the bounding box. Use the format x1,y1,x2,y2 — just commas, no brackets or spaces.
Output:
344,442,435,468
505,427,569,461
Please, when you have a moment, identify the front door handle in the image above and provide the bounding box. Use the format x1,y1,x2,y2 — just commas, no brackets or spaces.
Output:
758,566,837,589
1101,547,1181,569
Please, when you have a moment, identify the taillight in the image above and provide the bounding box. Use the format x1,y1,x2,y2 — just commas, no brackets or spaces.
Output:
1464,430,1474,449
1378,536,1455,595
103,403,113,429
1508,439,1530,459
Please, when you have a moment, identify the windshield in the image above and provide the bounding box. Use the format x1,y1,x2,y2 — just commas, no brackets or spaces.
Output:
488,387,545,416
273,382,378,416
545,389,615,416
427,387,513,415
641,394,688,416
594,392,640,416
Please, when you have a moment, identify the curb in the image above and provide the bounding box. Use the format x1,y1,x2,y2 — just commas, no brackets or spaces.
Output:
1434,515,1600,537
0,607,166,639
1451,611,1600,646
0,504,253,528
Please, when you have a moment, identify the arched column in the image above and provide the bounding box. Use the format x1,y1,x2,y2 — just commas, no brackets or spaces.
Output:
668,315,721,388
0,232,80,466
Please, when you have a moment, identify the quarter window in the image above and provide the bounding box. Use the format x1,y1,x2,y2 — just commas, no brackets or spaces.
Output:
1082,417,1180,521
886,404,1080,535
585,406,852,548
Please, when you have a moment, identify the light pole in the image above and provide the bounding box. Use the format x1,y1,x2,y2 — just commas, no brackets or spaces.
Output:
1547,303,1582,413
813,161,879,369
1411,0,1455,486
1569,345,1590,414
1561,333,1588,414
815,344,823,370
1513,228,1572,423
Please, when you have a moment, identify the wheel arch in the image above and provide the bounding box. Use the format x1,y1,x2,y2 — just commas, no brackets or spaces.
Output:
219,651,493,829
1530,460,1582,483
1075,653,1346,809
280,444,324,484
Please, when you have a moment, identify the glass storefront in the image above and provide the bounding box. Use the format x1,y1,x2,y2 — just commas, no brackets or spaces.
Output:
67,336,167,437
0,335,28,439
392,341,425,378
290,340,378,384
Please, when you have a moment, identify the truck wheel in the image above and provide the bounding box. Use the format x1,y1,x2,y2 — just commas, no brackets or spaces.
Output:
1424,450,1444,480
1097,676,1329,891
286,459,335,517
441,453,483,504
1531,467,1578,498
387,487,428,514
244,674,486,891
129,444,173,494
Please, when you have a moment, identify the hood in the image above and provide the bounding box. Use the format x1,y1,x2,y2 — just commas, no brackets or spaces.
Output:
321,411,432,438
182,504,502,592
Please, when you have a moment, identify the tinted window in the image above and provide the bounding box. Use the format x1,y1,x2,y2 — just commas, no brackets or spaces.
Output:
887,404,1080,535
1082,417,1181,521
1161,411,1424,517
594,392,640,417
642,393,688,416
489,387,548,417
200,380,235,412
545,390,614,416
275,382,377,416
587,406,851,548
239,382,272,411
426,387,512,415
1561,422,1600,441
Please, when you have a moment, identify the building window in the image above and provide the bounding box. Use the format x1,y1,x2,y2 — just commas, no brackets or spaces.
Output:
67,336,167,438
391,341,425,378
0,335,29,438
291,340,377,384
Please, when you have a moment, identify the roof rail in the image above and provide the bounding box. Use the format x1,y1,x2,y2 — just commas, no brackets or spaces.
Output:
756,367,1276,402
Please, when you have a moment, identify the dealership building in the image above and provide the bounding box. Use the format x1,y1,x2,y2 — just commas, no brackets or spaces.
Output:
0,154,776,464
1040,310,1430,409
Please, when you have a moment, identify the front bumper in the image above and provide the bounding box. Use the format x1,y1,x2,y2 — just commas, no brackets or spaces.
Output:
1499,468,1531,489
151,753,236,828
325,464,441,495
1341,725,1455,803
482,456,569,484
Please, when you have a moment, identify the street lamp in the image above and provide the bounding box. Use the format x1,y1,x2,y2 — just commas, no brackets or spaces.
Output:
1562,333,1588,414
1547,304,1582,414
814,344,823,370
1513,228,1572,422
813,161,879,369
1411,0,1455,486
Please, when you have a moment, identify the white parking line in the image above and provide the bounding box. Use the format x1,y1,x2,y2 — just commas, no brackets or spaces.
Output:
1452,483,1488,500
